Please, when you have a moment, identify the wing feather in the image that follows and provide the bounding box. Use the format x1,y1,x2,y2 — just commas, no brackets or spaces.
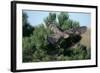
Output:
47,34,61,45
65,26,87,35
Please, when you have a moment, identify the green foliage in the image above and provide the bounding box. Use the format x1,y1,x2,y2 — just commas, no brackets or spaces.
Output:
58,12,80,30
58,12,69,27
22,37,36,62
44,13,57,26
22,12,34,37
22,12,90,62
44,12,80,30
30,24,52,49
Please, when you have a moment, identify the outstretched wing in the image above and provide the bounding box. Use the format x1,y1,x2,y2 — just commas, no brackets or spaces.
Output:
47,34,61,45
65,26,87,35
47,22,87,45
47,23,68,45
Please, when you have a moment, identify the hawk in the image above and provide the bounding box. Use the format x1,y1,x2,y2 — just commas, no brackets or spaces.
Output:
47,23,87,47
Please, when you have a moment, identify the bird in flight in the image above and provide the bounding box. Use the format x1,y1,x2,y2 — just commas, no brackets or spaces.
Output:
46,22,87,47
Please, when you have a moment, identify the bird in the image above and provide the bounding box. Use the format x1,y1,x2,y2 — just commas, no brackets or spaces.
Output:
46,22,87,47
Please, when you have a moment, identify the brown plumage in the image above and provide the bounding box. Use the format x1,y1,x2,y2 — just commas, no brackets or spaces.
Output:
47,23,87,46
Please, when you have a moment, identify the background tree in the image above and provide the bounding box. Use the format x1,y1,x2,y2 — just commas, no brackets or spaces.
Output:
44,13,57,26
22,12,34,37
22,12,35,62
44,12,80,30
58,12,69,27
58,12,79,30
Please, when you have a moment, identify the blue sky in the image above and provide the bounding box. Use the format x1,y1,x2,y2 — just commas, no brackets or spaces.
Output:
23,10,91,27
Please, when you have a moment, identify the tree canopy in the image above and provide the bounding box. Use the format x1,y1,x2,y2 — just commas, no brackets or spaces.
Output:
22,12,34,37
